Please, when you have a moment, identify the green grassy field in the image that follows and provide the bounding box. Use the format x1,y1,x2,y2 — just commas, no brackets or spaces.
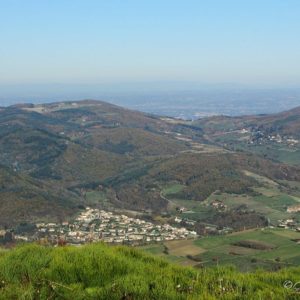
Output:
85,191,108,205
158,166,300,227
141,229,300,272
161,183,185,196
211,128,300,166
206,192,298,223
1,242,300,299
163,187,299,224
194,229,300,271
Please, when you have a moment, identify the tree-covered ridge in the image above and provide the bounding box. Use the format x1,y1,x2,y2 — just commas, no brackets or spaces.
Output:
0,100,300,228
0,243,299,299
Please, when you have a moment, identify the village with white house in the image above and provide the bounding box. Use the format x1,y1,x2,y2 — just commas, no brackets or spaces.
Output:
2,203,300,245
248,129,299,147
12,207,197,245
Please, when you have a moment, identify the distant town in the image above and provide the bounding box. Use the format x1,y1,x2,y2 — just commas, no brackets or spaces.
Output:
2,201,300,246
248,130,299,147
2,208,197,246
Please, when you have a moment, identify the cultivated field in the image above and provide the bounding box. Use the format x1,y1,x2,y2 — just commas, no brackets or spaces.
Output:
140,228,300,271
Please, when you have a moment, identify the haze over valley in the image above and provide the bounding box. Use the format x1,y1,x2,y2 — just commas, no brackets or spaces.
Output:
1,1,300,298
2,86,300,119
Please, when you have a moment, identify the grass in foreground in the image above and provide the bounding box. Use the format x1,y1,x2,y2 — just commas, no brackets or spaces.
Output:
0,243,300,299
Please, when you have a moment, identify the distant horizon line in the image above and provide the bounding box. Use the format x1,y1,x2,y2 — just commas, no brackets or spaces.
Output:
1,99,300,121
1,81,300,89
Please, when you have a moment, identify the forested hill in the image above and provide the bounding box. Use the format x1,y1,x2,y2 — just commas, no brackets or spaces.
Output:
0,100,300,228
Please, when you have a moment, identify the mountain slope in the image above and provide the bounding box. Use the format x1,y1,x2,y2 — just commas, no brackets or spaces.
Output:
193,106,300,165
0,100,299,227
0,101,191,225
0,165,79,227
195,106,300,137
107,151,300,213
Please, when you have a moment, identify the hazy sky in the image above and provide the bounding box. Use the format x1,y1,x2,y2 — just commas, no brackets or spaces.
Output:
1,0,300,87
